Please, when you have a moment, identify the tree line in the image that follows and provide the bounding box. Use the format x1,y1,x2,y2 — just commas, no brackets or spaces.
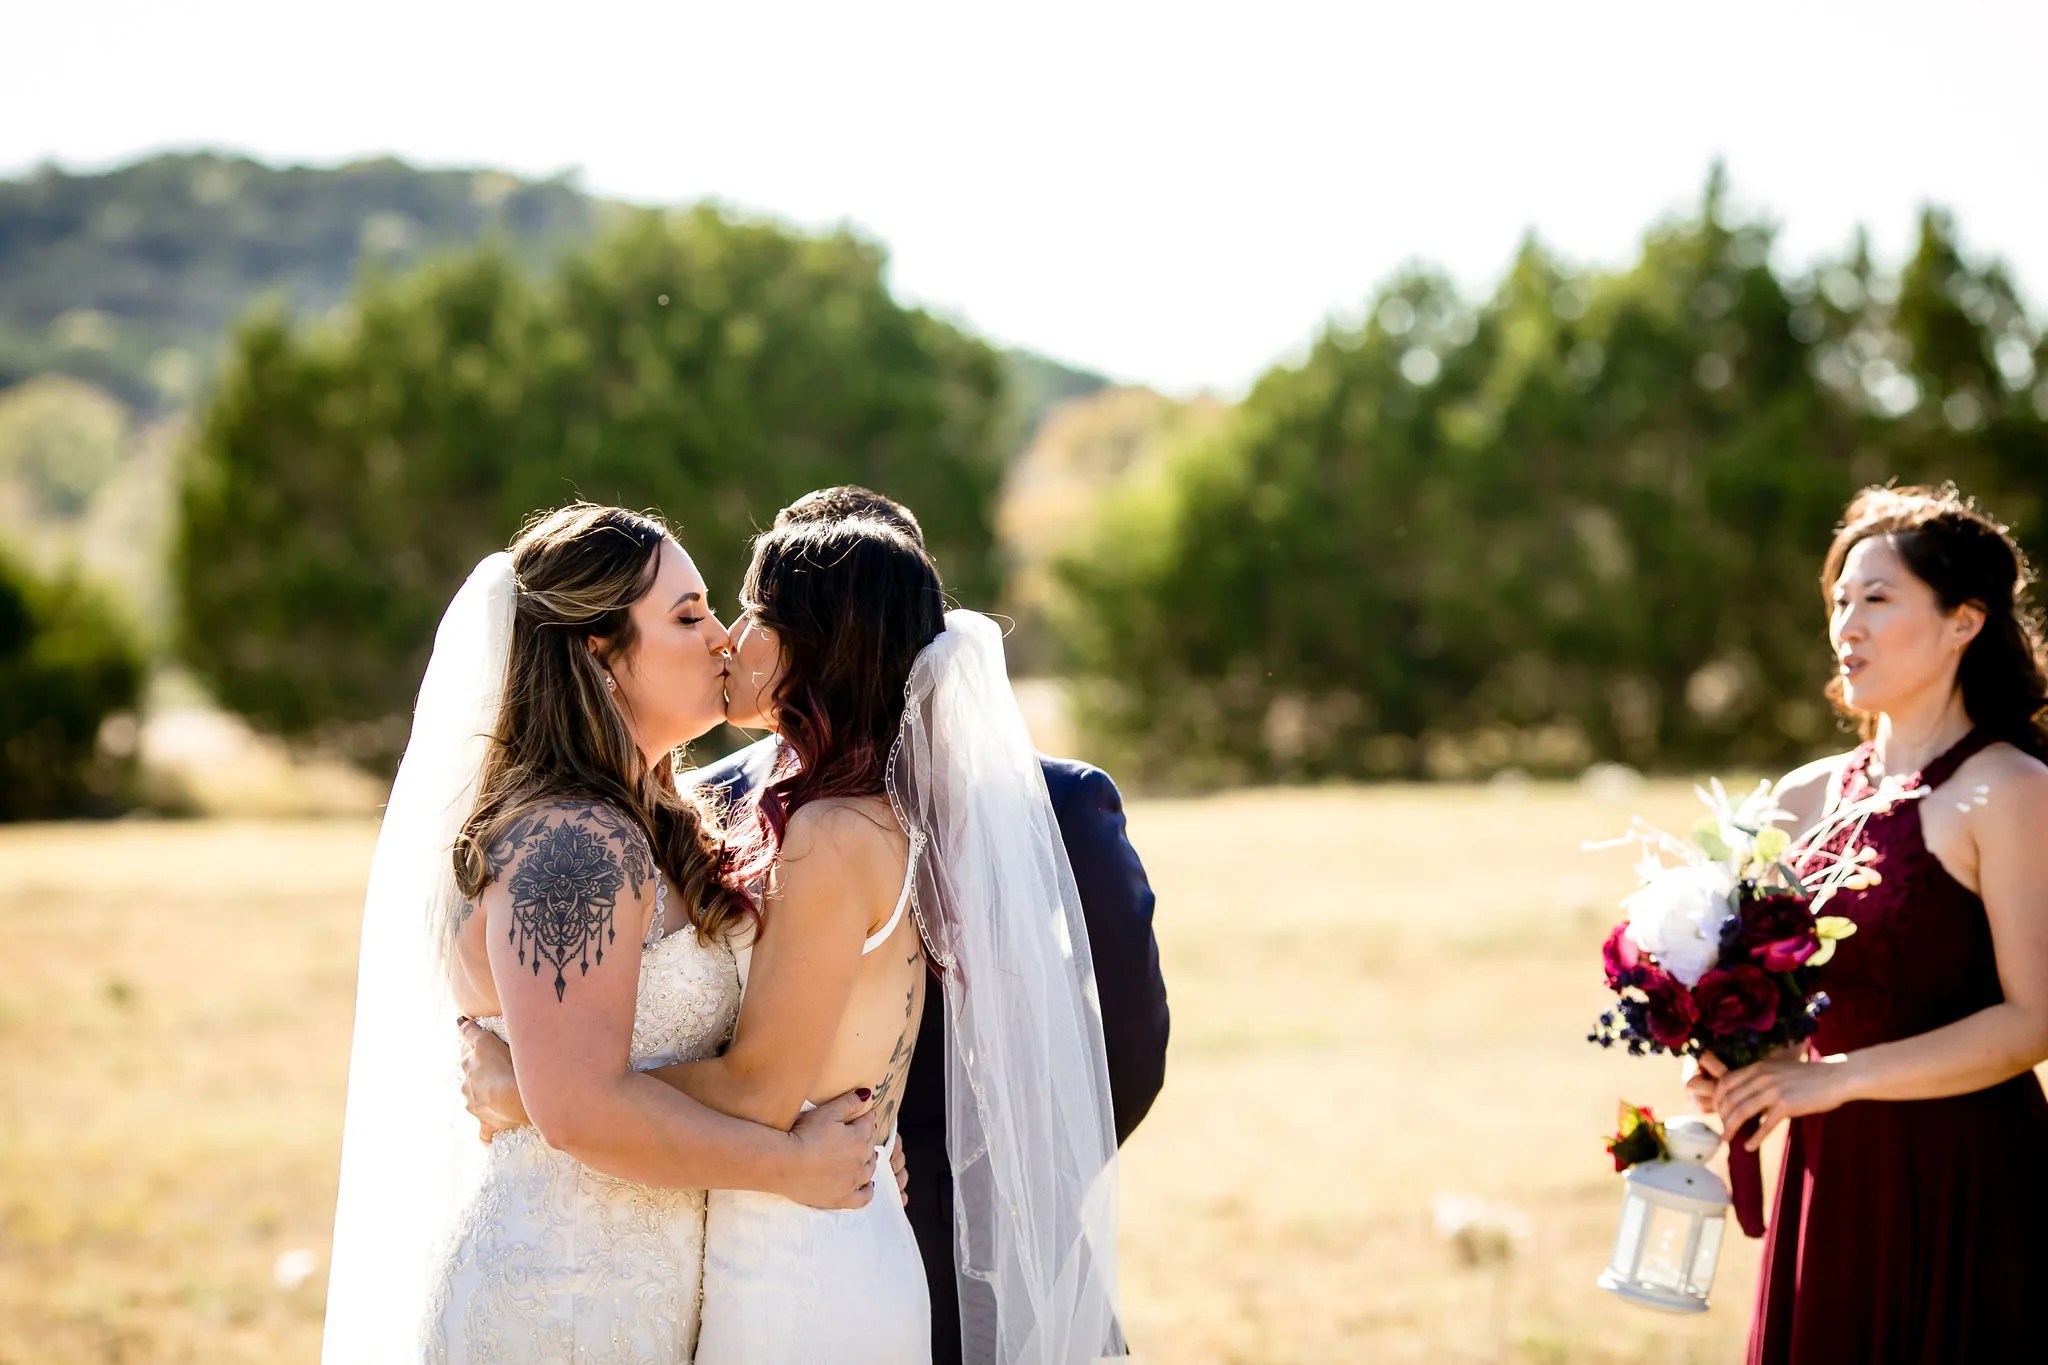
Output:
4,166,2044,812
1055,172,2047,785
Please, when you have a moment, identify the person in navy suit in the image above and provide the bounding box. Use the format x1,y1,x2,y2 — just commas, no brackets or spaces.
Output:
694,486,1168,1363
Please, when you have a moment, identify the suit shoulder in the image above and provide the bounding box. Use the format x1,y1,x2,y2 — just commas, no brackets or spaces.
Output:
1040,754,1123,817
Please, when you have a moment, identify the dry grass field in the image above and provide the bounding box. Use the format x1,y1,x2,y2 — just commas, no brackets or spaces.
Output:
10,780,2021,1362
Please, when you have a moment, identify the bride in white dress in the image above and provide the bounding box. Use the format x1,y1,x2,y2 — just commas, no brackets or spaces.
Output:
320,505,884,1364
675,516,1125,1363
447,512,1127,1361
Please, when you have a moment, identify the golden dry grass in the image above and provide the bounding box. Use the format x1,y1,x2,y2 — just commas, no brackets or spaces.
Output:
9,782,2016,1362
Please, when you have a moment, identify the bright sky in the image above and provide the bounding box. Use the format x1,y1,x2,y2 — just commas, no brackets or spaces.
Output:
7,0,2043,395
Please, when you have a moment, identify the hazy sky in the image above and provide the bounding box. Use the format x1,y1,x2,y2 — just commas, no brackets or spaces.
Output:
7,0,2042,394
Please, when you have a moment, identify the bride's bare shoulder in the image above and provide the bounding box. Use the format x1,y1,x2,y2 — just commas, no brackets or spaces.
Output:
1771,750,1858,834
781,796,902,862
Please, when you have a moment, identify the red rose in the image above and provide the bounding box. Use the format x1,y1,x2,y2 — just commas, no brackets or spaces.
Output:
1734,893,1814,953
1753,934,1820,973
1602,921,1640,989
1732,893,1818,974
1638,968,1699,1048
1693,966,1780,1036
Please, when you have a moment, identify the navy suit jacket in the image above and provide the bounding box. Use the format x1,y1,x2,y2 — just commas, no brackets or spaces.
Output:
687,736,1168,1363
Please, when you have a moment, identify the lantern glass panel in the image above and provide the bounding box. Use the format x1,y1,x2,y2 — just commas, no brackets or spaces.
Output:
1686,1212,1724,1297
1609,1195,1646,1276
1634,1202,1698,1293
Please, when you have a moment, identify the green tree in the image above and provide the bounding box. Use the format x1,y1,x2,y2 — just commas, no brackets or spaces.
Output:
1872,209,2048,544
1057,173,2048,786
0,550,144,818
174,208,1006,770
1457,180,1864,770
1058,267,1494,784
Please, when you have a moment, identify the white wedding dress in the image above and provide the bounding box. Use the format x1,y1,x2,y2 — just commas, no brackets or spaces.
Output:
693,852,933,1365
327,586,1118,1365
421,877,742,1364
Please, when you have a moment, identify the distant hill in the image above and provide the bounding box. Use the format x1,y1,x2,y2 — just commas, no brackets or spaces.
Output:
0,151,1109,431
1002,349,1114,444
0,151,1120,627
0,152,608,411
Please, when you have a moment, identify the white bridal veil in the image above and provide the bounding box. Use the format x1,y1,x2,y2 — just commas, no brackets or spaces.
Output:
887,611,1124,1362
323,583,1120,1363
321,553,516,1362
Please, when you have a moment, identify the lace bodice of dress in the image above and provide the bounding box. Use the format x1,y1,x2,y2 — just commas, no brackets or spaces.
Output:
423,871,742,1363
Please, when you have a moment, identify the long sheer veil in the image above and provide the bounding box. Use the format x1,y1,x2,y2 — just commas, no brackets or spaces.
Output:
321,553,516,1362
886,610,1123,1362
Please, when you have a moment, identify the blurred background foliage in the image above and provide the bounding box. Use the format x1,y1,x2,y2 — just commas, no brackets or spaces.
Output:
173,206,1010,769
0,548,143,817
1058,172,2047,785
0,154,2043,811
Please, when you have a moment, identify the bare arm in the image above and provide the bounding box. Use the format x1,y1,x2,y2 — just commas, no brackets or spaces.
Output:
483,804,877,1195
648,803,884,1129
1718,755,2048,1144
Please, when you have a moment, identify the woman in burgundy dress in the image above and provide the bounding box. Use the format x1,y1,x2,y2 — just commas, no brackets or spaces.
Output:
1688,484,2048,1364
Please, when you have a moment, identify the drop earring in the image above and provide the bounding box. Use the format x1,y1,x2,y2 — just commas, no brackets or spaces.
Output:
604,673,619,693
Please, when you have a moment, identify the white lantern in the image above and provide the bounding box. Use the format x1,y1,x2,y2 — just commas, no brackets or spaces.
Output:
1597,1115,1730,1313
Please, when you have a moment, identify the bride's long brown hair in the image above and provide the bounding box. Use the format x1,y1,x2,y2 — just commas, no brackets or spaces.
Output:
453,503,745,940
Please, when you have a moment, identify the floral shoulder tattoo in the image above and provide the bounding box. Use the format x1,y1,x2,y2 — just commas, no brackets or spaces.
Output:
485,805,656,1003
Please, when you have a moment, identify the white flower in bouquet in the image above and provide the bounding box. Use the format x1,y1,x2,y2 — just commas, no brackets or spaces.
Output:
1587,772,1917,991
1621,861,1735,987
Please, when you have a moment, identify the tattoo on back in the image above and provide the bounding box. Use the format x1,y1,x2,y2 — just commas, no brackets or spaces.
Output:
485,805,653,1003
872,941,926,1132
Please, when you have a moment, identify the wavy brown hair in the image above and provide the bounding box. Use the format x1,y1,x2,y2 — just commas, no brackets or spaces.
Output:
454,503,746,940
1821,483,2048,759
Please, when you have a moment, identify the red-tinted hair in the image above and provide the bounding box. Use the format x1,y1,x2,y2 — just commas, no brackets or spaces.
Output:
720,516,947,904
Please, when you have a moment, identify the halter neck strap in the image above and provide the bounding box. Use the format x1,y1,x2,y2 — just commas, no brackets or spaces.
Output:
1918,728,1995,790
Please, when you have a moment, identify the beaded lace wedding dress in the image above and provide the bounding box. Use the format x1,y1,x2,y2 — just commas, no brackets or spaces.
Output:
693,857,931,1365
321,553,745,1364
423,872,741,1362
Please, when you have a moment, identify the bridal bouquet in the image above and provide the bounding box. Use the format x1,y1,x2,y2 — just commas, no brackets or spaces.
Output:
1585,776,1919,1232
